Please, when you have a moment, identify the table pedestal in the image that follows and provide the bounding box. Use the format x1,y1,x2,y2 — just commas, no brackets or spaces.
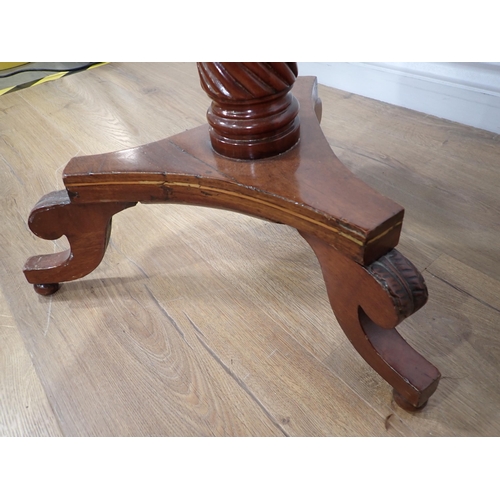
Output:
23,68,440,411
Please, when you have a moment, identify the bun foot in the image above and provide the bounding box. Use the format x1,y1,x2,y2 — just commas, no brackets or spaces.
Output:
393,389,428,412
34,283,60,296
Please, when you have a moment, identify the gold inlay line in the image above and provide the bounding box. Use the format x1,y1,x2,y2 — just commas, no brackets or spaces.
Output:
67,179,402,246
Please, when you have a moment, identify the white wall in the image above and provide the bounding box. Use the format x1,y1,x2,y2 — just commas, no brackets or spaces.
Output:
298,62,500,135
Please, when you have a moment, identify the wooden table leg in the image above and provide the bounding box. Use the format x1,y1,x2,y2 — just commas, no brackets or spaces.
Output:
301,232,440,410
24,190,135,291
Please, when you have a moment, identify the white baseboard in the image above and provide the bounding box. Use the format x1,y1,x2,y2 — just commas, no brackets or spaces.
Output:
298,62,500,135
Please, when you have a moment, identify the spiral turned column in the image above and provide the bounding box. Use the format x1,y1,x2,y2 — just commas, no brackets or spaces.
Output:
197,62,301,160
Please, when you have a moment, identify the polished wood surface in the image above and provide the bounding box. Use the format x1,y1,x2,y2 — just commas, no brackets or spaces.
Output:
2,63,500,435
57,77,402,264
22,70,437,410
197,63,300,159
302,233,439,409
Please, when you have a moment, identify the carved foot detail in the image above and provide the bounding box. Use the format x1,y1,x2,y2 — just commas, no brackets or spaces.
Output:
23,190,135,289
300,232,440,411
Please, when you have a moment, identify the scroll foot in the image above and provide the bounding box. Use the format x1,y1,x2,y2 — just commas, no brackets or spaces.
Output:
300,232,440,411
24,190,135,290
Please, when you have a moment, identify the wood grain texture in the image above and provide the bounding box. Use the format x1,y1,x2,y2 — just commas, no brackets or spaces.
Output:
2,63,500,435
322,91,500,280
0,117,64,436
0,287,62,436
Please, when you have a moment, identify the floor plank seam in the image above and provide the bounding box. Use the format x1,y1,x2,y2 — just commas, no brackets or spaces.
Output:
109,240,149,278
19,331,66,437
144,284,194,350
183,312,290,437
317,355,416,436
426,270,500,314
420,253,444,274
163,222,415,433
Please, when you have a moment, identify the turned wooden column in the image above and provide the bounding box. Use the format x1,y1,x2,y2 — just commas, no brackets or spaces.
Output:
197,62,301,159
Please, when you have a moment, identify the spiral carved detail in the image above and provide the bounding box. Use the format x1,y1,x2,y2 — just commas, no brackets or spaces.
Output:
197,63,298,102
197,63,300,160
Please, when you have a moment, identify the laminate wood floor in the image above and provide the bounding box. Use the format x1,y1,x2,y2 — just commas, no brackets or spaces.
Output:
1,62,499,436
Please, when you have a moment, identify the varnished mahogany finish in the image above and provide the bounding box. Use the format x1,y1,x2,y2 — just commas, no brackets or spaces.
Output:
301,233,439,409
23,66,440,411
197,63,300,159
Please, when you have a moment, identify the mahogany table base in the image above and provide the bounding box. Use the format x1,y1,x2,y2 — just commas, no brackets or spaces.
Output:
23,76,440,411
